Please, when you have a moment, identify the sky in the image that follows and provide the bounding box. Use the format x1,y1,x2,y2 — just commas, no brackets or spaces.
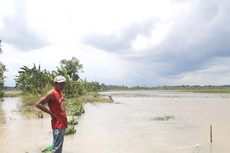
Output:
1,0,230,87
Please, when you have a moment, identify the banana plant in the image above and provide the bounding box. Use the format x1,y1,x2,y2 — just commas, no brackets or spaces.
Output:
15,63,54,94
56,64,79,96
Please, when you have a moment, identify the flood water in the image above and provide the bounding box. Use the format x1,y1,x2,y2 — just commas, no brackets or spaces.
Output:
1,90,230,153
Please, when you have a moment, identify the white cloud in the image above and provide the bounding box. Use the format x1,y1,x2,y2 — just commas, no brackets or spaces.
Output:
133,73,139,76
1,0,230,87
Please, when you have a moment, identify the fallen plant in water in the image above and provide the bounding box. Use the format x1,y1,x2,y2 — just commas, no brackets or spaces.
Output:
67,116,78,125
150,115,174,121
36,111,43,118
65,125,76,135
67,99,85,116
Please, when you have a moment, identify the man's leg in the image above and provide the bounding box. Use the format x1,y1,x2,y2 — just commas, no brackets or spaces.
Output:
52,129,65,153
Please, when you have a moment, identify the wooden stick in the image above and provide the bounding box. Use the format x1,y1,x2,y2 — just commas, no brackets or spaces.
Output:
210,125,212,143
24,112,29,120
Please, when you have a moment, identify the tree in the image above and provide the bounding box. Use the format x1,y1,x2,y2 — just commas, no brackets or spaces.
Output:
56,64,86,96
0,40,7,97
0,40,2,54
14,63,55,94
0,63,7,88
60,56,84,81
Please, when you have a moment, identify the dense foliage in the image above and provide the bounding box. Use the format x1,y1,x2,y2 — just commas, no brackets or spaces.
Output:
0,40,7,97
14,56,107,97
14,63,55,94
60,56,84,81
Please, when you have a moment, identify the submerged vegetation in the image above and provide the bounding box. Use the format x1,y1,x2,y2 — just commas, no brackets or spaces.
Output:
68,116,78,125
65,125,76,135
67,99,85,116
150,115,175,121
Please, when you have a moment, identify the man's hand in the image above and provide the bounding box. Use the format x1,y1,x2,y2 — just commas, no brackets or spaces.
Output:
51,113,58,122
36,91,56,120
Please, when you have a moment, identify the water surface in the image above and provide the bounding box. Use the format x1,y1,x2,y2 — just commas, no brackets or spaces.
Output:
1,91,230,153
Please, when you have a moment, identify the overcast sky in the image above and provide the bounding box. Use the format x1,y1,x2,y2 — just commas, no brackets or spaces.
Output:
1,0,230,87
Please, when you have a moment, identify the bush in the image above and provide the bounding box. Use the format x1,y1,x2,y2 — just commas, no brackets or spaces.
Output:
0,89,4,98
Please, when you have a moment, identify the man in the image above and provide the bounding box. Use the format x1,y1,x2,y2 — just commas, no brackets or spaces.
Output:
36,75,68,153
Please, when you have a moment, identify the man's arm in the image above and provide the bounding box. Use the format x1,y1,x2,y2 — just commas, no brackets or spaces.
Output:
36,91,58,121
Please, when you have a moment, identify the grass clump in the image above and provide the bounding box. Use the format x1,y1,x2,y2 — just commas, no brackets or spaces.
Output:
150,115,174,121
24,106,33,112
93,92,100,98
79,92,114,103
36,111,43,118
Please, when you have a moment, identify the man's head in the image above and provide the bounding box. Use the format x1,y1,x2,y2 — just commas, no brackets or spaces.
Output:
54,76,66,92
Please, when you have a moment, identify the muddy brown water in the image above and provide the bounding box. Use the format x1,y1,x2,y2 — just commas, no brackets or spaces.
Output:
1,91,230,153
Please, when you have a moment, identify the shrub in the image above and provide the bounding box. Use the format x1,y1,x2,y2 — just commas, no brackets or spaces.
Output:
0,89,4,98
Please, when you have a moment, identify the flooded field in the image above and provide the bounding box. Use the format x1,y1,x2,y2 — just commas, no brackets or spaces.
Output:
1,90,230,153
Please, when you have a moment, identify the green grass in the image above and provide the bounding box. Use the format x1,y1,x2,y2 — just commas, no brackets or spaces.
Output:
3,90,22,97
3,93,21,97
79,92,114,103
24,106,33,112
159,87,230,94
190,89,230,93
3,90,22,92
